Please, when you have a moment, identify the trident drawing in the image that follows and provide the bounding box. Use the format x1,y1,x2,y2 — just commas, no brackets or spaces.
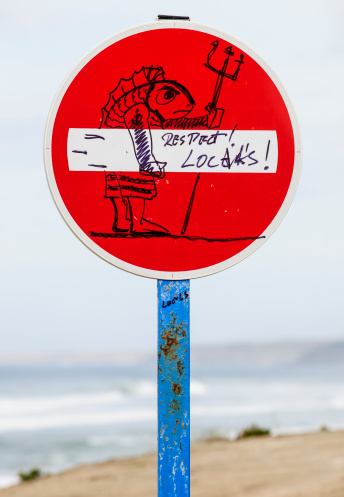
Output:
181,41,244,235
204,41,244,113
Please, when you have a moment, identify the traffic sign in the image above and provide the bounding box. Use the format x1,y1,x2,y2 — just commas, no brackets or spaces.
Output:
44,20,301,279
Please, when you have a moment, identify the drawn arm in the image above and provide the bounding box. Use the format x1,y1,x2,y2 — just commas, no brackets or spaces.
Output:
125,104,166,177
205,105,224,128
164,106,223,130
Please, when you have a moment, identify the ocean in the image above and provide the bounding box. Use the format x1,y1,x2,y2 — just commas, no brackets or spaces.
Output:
1,356,344,488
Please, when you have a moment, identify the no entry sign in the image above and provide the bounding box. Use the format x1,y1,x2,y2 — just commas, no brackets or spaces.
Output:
44,20,301,279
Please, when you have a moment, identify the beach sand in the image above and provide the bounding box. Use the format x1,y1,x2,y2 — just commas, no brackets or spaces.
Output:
1,431,344,497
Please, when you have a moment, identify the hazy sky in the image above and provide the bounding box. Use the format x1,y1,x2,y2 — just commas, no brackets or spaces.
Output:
1,0,343,354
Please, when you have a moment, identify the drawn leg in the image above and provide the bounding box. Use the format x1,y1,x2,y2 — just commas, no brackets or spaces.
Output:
109,198,131,232
125,198,131,222
128,198,168,233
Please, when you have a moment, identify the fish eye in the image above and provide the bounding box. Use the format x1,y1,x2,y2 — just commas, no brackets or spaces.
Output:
156,86,180,105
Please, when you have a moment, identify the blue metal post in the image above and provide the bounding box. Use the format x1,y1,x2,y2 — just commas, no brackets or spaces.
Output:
158,280,190,497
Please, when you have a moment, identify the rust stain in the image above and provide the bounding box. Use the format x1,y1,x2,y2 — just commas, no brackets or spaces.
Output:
172,419,180,435
160,424,167,437
177,360,185,376
168,398,181,413
172,382,182,395
160,313,186,360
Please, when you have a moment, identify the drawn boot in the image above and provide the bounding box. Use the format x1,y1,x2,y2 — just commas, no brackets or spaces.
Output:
110,198,131,232
129,198,168,234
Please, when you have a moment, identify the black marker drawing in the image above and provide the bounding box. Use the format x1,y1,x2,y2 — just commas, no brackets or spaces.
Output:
96,40,246,238
88,164,107,169
84,134,105,140
72,150,88,155
204,42,244,124
179,44,245,233
181,173,200,235
100,68,203,234
90,231,265,243
70,40,271,242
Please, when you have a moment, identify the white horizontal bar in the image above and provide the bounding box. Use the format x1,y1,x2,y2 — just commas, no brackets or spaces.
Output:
67,128,278,173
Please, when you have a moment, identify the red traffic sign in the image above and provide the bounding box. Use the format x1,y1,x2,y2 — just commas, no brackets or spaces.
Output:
44,21,301,279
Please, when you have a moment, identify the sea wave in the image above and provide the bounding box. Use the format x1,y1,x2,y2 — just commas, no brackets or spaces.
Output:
191,398,344,417
0,408,157,433
0,391,124,416
1,397,344,433
0,475,19,489
0,379,206,420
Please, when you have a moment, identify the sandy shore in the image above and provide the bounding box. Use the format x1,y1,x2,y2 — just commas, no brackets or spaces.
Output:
1,431,344,497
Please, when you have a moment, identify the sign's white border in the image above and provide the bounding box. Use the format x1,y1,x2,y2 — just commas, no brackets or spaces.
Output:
44,20,302,280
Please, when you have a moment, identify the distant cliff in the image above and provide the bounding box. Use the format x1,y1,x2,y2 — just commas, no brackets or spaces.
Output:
191,341,344,367
1,340,344,368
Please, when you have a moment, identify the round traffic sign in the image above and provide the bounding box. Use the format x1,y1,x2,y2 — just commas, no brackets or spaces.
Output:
44,20,301,279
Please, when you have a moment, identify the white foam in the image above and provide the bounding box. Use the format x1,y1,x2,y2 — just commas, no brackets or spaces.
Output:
87,434,138,448
271,425,323,436
0,474,19,489
0,391,123,416
190,381,207,395
134,381,156,397
0,408,156,433
191,398,344,418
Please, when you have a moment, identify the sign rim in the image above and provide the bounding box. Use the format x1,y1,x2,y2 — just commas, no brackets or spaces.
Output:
44,20,302,280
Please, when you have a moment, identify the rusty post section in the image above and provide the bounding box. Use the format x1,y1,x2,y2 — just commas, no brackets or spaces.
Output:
158,280,190,497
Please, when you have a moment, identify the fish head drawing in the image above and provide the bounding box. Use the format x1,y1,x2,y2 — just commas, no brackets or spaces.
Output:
147,81,195,120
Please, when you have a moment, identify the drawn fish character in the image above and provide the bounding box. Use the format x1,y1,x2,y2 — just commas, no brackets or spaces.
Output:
100,66,222,234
